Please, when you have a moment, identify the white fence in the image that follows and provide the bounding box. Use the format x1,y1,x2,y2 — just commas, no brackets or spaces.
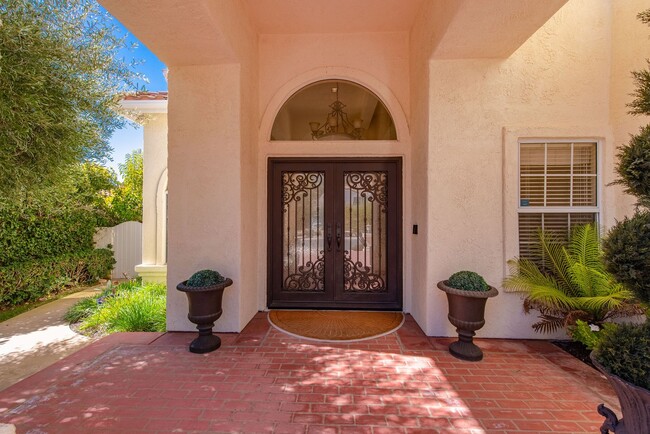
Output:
94,221,142,279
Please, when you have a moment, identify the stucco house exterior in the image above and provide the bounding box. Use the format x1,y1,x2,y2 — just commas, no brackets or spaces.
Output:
107,0,649,339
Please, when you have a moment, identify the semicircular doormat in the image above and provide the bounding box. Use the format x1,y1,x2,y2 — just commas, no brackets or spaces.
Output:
268,310,404,342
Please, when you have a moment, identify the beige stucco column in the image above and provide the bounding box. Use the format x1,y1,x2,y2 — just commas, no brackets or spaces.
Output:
134,114,168,283
166,64,257,333
120,97,168,284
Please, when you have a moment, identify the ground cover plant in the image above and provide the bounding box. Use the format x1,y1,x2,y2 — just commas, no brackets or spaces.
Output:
66,280,166,334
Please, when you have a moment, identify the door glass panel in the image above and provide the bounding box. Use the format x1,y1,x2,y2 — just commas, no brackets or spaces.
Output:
282,172,325,291
343,172,387,292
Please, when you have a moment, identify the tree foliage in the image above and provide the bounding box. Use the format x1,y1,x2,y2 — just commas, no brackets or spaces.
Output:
109,149,143,222
0,0,141,196
504,224,644,334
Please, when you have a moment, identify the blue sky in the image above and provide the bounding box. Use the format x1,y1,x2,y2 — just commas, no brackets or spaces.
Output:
107,11,167,177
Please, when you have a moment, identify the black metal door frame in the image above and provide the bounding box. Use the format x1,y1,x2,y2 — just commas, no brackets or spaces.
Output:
267,157,402,310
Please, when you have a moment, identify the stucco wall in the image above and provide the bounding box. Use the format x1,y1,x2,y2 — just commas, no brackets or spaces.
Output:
167,64,244,332
165,0,259,333
256,32,414,313
420,0,649,338
147,0,649,337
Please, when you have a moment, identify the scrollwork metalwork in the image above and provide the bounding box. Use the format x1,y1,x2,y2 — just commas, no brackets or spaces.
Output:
344,172,387,213
283,253,325,291
343,251,386,292
282,172,324,212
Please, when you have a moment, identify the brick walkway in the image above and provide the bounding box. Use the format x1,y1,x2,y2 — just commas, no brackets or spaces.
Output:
0,313,618,433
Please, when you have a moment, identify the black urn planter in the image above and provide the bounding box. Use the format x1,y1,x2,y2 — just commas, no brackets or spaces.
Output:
590,354,650,434
176,278,233,354
437,280,498,361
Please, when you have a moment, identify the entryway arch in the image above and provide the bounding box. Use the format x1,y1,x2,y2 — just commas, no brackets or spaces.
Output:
271,80,397,141
257,67,412,313
260,67,410,144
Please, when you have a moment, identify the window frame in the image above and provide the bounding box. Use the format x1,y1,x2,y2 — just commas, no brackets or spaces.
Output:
517,139,601,252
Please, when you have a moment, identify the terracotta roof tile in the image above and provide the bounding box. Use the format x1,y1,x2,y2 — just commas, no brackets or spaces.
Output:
123,91,168,101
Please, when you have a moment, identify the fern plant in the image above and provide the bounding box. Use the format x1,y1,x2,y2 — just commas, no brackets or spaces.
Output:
503,224,643,334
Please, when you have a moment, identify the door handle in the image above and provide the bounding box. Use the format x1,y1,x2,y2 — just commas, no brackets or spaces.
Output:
336,222,342,251
327,224,332,251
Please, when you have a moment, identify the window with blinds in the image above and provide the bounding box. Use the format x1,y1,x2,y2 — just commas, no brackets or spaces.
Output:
518,141,599,260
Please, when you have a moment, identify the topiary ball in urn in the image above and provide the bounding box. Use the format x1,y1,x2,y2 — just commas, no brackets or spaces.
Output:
447,271,490,292
187,269,225,287
438,271,498,361
177,269,233,354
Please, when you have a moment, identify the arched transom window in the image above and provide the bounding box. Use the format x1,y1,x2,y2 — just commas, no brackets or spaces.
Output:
271,80,397,141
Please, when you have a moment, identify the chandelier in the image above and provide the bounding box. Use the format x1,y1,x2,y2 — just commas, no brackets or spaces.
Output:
309,84,364,140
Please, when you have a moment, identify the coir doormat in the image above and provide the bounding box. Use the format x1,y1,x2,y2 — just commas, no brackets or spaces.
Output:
268,310,404,342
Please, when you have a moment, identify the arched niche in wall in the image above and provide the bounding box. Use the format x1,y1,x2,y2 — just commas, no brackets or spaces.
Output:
270,80,397,141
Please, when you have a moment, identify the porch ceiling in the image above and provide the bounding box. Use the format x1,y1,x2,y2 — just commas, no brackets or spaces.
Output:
431,0,569,59
100,0,568,66
241,0,425,34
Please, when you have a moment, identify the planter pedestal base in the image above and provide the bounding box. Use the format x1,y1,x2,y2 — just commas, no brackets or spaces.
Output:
449,329,483,361
189,323,222,354
190,335,221,354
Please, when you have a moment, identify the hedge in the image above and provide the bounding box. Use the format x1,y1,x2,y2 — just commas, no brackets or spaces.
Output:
0,207,96,266
603,211,650,304
0,248,115,309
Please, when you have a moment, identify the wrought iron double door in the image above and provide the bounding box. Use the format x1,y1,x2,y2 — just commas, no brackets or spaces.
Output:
268,158,402,310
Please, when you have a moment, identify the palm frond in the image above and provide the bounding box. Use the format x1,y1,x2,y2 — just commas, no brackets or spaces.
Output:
568,262,610,297
568,224,603,271
603,303,647,320
504,258,564,293
537,229,574,293
577,291,637,314
531,313,567,334
525,285,579,311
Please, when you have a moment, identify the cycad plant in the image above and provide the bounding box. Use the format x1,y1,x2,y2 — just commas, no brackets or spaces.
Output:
504,223,643,335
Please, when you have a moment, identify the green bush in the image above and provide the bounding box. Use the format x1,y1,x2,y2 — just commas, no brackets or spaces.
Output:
79,282,166,333
0,206,96,266
186,269,225,287
447,271,489,292
570,319,618,350
603,211,650,305
0,248,115,309
613,125,650,205
594,322,650,389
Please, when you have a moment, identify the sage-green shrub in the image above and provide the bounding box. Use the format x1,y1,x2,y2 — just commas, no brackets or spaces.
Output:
186,269,225,287
447,271,489,292
594,322,650,390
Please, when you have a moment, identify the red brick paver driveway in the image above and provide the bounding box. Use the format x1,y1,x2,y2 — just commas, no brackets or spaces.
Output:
0,314,617,433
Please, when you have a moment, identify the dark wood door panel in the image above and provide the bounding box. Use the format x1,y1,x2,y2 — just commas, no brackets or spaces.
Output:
268,158,402,310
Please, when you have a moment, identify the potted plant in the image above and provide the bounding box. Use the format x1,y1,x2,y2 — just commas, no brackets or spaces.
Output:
437,271,498,361
590,323,650,433
177,269,233,354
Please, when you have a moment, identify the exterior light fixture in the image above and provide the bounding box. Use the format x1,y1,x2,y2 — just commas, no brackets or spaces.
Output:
309,84,364,140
